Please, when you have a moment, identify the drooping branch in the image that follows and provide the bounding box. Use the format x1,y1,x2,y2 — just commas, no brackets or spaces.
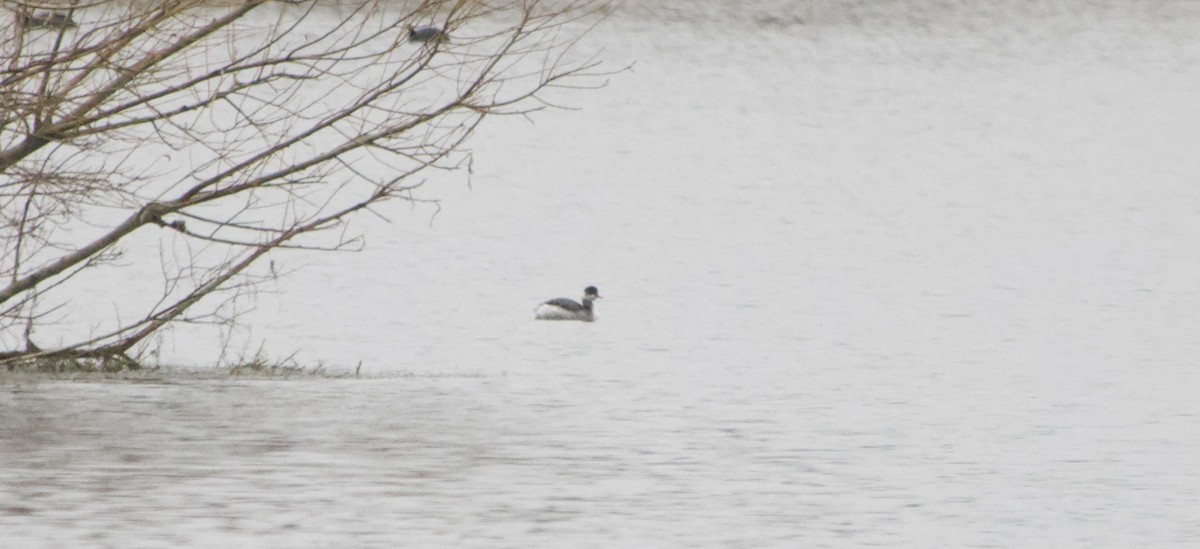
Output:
0,0,613,366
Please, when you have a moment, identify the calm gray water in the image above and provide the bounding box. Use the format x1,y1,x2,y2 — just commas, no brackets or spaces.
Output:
4,0,1200,546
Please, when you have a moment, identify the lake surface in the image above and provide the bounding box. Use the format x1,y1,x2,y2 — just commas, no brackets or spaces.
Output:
3,0,1200,546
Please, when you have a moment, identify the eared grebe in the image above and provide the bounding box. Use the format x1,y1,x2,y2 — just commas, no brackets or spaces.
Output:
534,286,601,322
407,25,448,44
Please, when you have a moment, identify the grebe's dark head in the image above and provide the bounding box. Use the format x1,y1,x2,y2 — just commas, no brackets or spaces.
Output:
584,286,601,299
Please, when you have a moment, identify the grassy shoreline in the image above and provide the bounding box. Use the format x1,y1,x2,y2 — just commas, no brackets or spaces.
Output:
0,362,357,382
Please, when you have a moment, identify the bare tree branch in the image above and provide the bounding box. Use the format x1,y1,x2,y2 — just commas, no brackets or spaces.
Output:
1,0,614,367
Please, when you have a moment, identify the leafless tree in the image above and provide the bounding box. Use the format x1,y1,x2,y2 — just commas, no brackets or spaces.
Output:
0,0,609,369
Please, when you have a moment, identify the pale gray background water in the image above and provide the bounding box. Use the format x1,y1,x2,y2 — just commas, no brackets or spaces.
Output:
3,0,1200,546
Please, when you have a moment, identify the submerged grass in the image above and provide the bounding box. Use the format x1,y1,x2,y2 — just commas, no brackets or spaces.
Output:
0,352,357,382
0,353,487,383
